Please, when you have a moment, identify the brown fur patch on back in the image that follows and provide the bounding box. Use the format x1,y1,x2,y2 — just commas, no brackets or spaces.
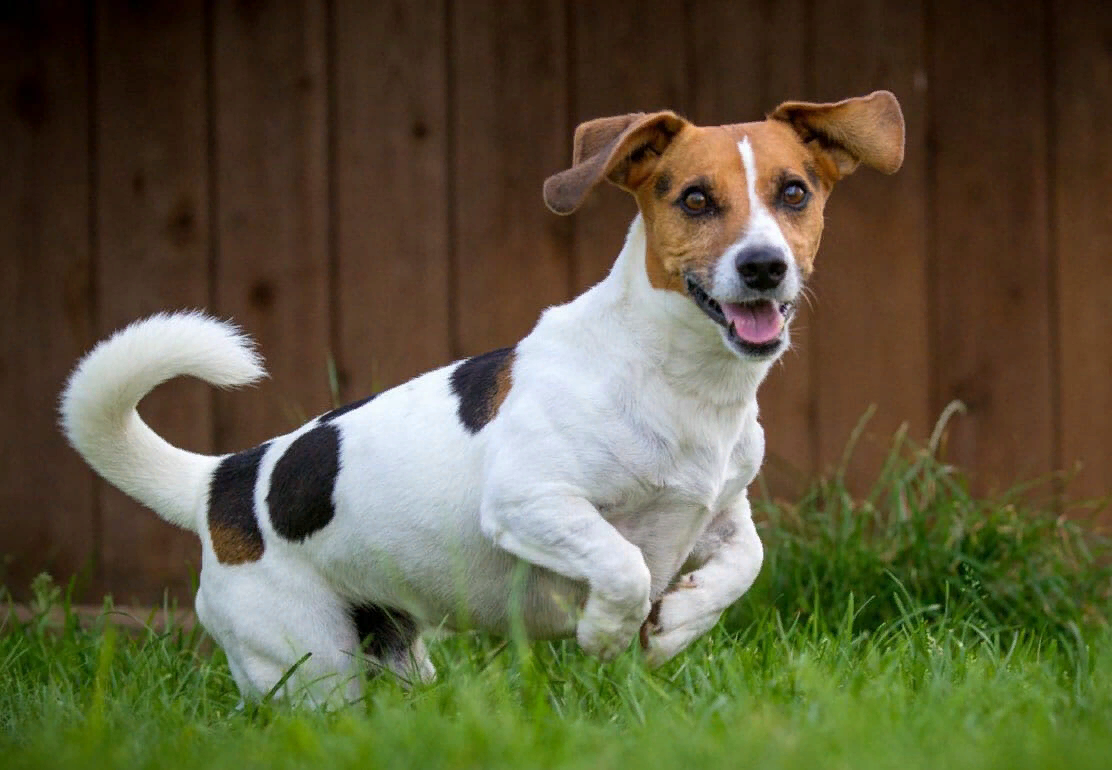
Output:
211,523,265,565
492,350,514,416
450,347,516,433
208,443,268,565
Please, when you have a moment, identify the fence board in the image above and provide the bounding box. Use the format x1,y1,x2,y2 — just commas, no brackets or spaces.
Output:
689,0,813,496
929,0,1053,489
334,0,450,396
451,0,570,355
809,0,930,485
1054,0,1112,504
0,3,94,598
94,0,211,602
212,0,331,445
569,0,687,292
4,0,1112,601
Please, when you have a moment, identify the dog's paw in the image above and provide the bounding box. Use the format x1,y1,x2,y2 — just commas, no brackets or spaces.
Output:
638,579,722,668
576,593,651,661
576,613,644,660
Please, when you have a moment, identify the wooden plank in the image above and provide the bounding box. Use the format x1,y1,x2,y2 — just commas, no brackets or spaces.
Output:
334,0,450,397
570,0,687,291
929,0,1052,490
212,0,331,443
0,2,95,599
809,0,930,490
452,0,570,355
95,0,211,603
689,0,814,496
1054,0,1112,504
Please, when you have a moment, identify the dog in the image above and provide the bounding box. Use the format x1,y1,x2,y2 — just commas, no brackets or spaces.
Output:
61,91,904,705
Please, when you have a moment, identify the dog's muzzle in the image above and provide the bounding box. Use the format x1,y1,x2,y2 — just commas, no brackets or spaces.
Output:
684,273,796,358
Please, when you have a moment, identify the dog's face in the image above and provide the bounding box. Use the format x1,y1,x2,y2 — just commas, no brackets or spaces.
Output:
544,92,905,361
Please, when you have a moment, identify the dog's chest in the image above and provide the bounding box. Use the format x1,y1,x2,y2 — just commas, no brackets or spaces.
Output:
590,410,762,584
603,402,761,506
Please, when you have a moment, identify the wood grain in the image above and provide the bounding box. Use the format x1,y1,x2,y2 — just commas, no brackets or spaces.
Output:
94,0,210,602
809,0,930,489
0,2,95,599
212,0,331,444
1054,0,1112,504
451,0,570,355
929,0,1053,490
3,1,1111,597
333,0,450,396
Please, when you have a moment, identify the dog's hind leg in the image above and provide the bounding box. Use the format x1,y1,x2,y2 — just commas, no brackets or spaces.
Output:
639,497,764,667
380,636,436,686
196,566,366,707
351,603,436,685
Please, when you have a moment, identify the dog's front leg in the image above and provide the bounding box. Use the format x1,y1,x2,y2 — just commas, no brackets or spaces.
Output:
640,496,764,667
481,493,651,660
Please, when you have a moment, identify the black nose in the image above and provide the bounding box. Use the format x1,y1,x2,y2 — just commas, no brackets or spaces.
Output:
735,247,788,291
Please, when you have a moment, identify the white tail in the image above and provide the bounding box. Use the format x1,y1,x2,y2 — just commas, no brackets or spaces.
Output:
60,312,267,532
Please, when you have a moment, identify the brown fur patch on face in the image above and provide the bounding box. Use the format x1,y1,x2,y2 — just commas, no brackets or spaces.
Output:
637,119,835,290
735,120,832,277
639,127,753,292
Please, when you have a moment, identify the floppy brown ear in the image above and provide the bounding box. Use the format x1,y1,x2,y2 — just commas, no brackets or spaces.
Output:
770,90,905,180
543,111,689,215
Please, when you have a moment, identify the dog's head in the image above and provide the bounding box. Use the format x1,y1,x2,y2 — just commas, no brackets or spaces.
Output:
544,91,904,361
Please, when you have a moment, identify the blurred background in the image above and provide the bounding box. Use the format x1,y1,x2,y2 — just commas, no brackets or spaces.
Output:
2,0,1109,603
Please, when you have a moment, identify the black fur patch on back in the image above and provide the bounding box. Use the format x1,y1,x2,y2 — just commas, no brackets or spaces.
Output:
208,443,269,565
318,394,377,423
267,423,341,542
450,346,515,434
351,603,418,659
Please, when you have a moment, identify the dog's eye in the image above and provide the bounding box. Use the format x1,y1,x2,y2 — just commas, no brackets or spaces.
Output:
680,188,710,215
780,181,809,208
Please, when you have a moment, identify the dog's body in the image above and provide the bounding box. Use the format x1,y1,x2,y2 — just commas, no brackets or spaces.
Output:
61,92,904,704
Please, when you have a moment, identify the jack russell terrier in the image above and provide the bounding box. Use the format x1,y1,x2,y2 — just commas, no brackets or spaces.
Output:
61,91,904,705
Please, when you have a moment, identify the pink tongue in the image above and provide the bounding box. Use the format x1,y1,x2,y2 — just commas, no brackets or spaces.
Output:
721,301,782,344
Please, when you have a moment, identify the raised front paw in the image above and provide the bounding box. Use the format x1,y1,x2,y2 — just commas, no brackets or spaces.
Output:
576,588,651,661
577,608,648,660
638,575,723,667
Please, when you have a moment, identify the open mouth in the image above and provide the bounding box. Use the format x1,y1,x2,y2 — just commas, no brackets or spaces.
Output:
684,274,793,357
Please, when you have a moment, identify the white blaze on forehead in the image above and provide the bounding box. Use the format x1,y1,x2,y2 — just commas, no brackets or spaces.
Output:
711,137,800,300
737,137,790,249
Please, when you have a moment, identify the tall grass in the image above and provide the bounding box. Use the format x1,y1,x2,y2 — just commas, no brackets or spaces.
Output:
739,407,1110,643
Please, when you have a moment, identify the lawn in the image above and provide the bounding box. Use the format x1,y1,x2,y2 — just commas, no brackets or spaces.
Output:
3,426,1110,770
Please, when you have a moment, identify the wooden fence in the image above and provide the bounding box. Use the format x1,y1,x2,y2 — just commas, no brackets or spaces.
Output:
2,0,1109,603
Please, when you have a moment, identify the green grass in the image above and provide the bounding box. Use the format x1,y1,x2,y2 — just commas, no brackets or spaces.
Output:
3,421,1110,770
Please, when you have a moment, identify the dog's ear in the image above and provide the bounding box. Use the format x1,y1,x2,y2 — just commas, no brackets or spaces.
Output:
770,90,904,181
543,111,689,215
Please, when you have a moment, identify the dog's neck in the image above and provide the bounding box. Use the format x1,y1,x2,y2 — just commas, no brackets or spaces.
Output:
582,214,776,410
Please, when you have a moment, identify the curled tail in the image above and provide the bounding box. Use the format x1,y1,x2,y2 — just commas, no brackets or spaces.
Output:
60,312,267,532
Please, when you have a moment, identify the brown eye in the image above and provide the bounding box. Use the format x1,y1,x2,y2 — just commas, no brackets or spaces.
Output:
781,181,808,208
681,188,708,214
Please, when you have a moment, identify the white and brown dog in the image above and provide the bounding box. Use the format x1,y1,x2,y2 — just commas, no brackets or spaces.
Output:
61,91,904,704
